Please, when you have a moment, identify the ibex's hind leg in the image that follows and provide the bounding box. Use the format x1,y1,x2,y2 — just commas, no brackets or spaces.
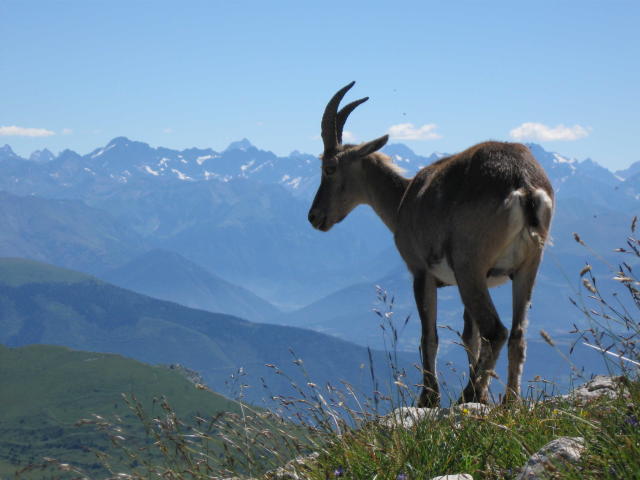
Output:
504,253,543,403
458,309,480,403
413,272,439,408
457,273,508,404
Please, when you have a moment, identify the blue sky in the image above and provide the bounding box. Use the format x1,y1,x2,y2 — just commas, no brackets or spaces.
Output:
1,1,638,170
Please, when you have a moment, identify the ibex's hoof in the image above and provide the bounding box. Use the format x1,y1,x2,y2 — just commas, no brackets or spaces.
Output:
458,385,490,405
501,391,522,405
417,391,440,408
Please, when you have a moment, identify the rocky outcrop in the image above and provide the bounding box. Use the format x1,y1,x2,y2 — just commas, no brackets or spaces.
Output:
382,403,492,429
516,436,585,479
561,375,628,404
262,452,319,480
165,363,205,386
430,474,474,480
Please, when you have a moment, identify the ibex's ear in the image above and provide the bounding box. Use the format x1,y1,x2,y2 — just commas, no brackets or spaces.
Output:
353,134,389,158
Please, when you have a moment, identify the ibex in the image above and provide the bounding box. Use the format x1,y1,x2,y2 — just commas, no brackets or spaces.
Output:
308,82,554,407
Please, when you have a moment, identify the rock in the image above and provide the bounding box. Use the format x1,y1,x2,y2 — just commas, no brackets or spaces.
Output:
516,436,585,479
263,452,319,479
562,375,627,404
165,363,205,385
431,475,474,480
382,403,492,429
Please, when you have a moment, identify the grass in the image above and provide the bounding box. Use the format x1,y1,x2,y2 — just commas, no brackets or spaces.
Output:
55,365,637,479
299,380,639,479
9,219,640,479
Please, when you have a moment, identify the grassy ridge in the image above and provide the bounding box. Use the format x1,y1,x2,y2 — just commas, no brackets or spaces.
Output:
0,344,241,478
0,257,93,287
0,257,417,407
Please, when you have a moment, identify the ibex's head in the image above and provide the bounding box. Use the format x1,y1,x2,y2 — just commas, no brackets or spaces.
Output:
308,82,389,231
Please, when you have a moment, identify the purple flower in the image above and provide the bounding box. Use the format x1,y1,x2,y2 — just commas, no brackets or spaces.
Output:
334,466,344,477
397,474,409,480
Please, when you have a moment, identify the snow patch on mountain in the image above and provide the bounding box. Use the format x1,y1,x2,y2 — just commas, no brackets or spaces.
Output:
145,165,160,176
91,143,116,158
171,168,192,181
240,159,255,172
196,154,216,165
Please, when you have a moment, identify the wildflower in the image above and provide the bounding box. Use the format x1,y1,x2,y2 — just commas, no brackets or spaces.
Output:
462,408,470,415
334,466,344,477
397,474,409,480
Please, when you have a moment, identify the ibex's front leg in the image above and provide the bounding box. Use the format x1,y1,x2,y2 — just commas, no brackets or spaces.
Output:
413,272,439,408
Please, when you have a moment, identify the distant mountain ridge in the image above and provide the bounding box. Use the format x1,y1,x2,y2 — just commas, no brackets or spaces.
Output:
0,137,637,311
102,249,280,322
0,191,146,274
1,137,638,205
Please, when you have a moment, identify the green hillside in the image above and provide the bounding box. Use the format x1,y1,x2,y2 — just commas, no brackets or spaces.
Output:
0,257,419,407
0,257,93,287
0,344,242,478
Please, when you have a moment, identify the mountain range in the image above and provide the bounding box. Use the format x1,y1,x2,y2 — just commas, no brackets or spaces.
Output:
0,137,636,364
102,249,280,323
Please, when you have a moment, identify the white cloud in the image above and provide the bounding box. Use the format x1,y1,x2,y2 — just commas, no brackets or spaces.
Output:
388,123,441,140
509,122,590,141
342,130,357,143
163,127,174,134
0,125,55,137
61,128,73,135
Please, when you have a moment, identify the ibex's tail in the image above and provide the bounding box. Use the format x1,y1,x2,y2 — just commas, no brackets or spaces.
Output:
523,188,553,245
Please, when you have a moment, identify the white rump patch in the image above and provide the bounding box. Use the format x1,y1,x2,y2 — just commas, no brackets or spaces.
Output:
533,188,553,218
503,189,526,232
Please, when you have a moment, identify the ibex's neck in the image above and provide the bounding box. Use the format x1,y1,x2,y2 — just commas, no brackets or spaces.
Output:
361,159,410,233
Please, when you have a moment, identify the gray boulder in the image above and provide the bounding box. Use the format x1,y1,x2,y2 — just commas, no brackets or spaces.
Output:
382,403,492,429
263,452,320,480
431,475,474,480
516,436,585,479
562,375,627,404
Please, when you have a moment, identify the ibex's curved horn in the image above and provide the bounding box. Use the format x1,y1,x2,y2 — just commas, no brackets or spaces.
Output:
321,81,355,154
337,97,369,144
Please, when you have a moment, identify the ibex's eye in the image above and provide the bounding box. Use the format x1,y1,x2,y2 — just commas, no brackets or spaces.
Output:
324,165,337,176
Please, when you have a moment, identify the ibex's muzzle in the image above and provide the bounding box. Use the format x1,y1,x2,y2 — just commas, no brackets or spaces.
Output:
307,207,328,231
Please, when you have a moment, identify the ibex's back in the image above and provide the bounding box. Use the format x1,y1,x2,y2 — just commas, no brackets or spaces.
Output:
309,82,554,407
396,141,554,289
